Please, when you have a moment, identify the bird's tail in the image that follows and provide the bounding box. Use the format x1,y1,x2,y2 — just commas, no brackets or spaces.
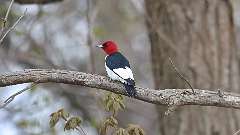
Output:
124,79,136,97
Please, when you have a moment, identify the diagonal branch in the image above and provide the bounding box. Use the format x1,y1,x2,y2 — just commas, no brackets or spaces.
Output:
14,0,63,4
1,0,15,34
0,8,27,44
0,69,240,109
3,0,14,28
0,83,36,108
169,57,195,94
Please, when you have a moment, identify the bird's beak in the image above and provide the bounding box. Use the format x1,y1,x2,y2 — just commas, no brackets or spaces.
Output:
96,44,103,48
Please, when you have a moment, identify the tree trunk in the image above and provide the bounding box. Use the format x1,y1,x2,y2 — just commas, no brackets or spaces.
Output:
145,0,240,135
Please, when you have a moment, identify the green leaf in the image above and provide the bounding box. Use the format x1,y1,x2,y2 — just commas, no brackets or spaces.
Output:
119,102,126,110
57,108,69,120
64,117,82,131
100,116,118,135
106,100,114,111
126,124,145,135
107,116,118,127
103,92,125,114
114,128,129,135
49,108,69,128
99,124,107,135
49,112,60,128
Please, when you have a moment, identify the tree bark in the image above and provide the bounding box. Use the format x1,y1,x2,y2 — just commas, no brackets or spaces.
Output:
1,69,240,109
145,0,239,135
13,0,63,4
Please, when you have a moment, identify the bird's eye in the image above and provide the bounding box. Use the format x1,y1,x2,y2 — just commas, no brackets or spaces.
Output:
103,43,108,47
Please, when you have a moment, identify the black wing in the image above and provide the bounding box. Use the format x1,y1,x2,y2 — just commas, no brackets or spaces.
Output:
106,52,130,69
105,52,135,85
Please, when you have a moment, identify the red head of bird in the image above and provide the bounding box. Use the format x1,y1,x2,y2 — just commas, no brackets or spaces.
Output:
96,40,118,55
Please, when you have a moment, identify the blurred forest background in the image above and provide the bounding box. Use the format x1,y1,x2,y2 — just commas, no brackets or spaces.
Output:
0,0,240,135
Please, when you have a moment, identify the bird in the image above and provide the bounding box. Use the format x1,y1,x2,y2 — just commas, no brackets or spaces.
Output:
96,40,136,97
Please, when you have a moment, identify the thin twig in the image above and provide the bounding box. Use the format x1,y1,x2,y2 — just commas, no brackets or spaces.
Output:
169,57,195,94
79,126,87,135
0,8,27,44
233,129,240,135
75,126,87,135
75,128,82,135
0,83,37,109
1,0,15,34
3,0,15,27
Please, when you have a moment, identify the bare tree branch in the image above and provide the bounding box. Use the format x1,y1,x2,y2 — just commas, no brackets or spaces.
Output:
13,0,63,4
0,69,240,109
233,129,240,135
169,57,195,94
0,83,36,108
0,8,27,44
1,0,14,34
2,0,14,28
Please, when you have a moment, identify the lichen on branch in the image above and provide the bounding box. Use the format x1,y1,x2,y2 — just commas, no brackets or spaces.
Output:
0,69,240,109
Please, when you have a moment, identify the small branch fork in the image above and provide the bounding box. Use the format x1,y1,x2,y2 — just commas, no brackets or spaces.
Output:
169,57,195,94
0,0,27,44
1,69,240,109
3,0,14,27
0,83,36,109
233,129,240,135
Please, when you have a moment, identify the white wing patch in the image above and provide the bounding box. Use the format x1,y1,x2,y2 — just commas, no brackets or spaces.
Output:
105,64,125,83
105,64,134,84
113,66,134,80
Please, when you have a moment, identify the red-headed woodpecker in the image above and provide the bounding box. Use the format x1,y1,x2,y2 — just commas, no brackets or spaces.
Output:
97,40,136,97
